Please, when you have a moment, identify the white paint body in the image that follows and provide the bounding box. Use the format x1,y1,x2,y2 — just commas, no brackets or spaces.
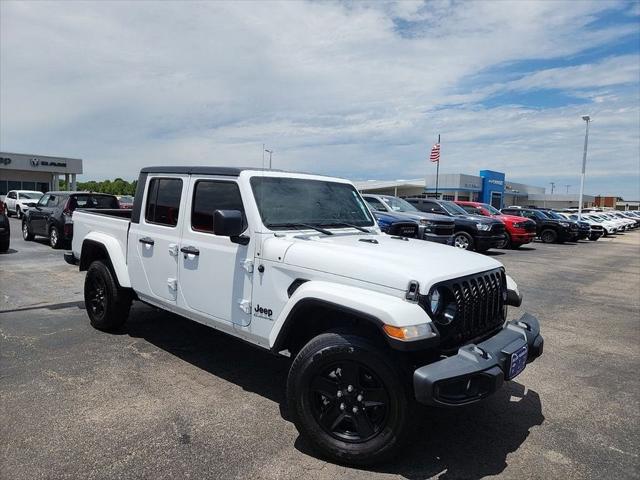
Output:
4,190,43,215
72,170,514,351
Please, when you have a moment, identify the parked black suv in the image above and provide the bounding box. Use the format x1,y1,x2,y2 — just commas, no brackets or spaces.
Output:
501,207,578,243
406,198,505,252
22,191,119,249
539,209,589,240
0,200,10,252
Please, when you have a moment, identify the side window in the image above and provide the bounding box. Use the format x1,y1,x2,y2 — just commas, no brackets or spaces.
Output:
38,194,50,206
145,177,183,227
428,204,446,214
364,198,386,212
8,192,16,199
191,180,246,233
47,195,59,207
460,205,479,214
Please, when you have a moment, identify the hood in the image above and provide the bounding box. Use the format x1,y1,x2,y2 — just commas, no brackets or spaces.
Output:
272,233,502,294
454,214,500,224
496,213,530,224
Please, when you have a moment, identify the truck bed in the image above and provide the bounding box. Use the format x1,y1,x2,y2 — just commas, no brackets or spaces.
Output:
71,209,132,260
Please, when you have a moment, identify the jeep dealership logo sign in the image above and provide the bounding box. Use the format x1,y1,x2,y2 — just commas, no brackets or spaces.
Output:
0,157,11,166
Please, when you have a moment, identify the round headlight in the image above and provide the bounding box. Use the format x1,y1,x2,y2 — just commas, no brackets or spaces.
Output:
429,287,443,315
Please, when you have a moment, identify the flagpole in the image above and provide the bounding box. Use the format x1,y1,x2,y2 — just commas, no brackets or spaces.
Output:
435,134,440,199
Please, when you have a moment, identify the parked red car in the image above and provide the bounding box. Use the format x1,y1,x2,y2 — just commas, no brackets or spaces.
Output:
455,201,536,249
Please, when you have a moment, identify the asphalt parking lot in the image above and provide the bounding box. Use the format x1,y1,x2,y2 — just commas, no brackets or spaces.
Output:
1,215,639,480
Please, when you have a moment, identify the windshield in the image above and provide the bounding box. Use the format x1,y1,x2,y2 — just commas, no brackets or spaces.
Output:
250,177,375,229
440,201,468,216
479,203,501,215
543,211,563,220
119,196,134,203
379,196,419,212
18,192,43,200
71,194,119,210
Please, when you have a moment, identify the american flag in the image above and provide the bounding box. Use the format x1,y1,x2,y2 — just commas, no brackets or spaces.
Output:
430,143,440,163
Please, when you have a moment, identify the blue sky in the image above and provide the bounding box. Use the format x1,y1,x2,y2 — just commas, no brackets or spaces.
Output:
1,0,639,198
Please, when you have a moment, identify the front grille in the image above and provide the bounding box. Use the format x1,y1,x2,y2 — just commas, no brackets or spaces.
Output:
491,223,506,234
421,268,506,351
388,222,419,238
523,221,536,232
433,224,454,236
591,225,604,231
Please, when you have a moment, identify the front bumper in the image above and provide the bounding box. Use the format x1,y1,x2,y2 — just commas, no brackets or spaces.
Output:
475,233,506,250
423,232,454,245
413,313,543,406
510,232,535,245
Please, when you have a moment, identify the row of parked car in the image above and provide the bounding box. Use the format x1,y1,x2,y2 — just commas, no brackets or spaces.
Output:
1,188,639,254
362,194,640,252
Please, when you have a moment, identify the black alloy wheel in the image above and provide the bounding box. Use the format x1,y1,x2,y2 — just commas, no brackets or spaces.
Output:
309,360,389,443
86,271,107,321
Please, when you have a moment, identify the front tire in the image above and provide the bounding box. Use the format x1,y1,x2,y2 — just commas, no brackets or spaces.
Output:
16,206,22,219
453,231,474,251
287,332,412,465
84,260,132,331
49,226,62,249
0,237,9,252
497,233,511,249
22,221,35,241
540,229,557,244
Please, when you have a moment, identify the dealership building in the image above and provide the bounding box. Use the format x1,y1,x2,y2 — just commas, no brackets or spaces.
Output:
0,152,83,195
354,169,596,210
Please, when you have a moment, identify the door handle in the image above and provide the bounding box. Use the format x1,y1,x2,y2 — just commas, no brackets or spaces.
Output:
139,237,155,246
180,246,200,256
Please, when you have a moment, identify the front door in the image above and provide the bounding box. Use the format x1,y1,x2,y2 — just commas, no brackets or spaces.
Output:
128,175,187,304
177,177,253,326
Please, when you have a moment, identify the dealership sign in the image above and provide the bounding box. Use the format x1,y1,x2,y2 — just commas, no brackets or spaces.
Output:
30,158,67,168
0,157,11,166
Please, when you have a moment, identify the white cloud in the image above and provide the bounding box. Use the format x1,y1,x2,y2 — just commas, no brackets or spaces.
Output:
1,0,638,197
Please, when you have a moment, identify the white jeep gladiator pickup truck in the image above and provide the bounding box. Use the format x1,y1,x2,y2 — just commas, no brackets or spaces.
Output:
66,166,543,464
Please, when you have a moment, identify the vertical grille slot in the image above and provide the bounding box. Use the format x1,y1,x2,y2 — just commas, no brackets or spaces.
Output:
422,268,506,350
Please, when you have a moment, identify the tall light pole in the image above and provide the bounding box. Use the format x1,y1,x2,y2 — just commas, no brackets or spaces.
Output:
578,115,591,219
550,182,556,194
265,148,274,169
565,184,571,194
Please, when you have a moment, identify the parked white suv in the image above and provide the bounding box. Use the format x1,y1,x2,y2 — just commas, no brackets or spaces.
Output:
4,190,43,218
66,166,543,464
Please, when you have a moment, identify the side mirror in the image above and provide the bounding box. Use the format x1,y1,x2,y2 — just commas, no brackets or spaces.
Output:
213,210,249,245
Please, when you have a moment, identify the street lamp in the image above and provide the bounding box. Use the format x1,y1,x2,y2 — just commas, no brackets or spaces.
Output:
578,115,591,219
265,149,274,169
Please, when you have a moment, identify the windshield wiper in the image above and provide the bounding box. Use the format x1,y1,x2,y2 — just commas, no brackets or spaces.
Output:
267,223,334,235
320,222,371,233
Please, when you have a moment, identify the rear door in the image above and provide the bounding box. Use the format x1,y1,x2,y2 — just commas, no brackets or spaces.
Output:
127,175,187,304
6,192,16,213
177,176,253,326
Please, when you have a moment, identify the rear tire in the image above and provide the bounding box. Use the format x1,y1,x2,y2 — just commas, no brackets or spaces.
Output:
287,332,413,465
16,206,22,219
84,260,132,331
0,237,9,252
540,229,557,244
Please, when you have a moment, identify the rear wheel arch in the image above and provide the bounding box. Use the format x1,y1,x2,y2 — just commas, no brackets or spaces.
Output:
80,240,129,290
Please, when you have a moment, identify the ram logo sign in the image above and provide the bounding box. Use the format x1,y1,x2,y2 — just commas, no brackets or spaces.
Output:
30,158,40,167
